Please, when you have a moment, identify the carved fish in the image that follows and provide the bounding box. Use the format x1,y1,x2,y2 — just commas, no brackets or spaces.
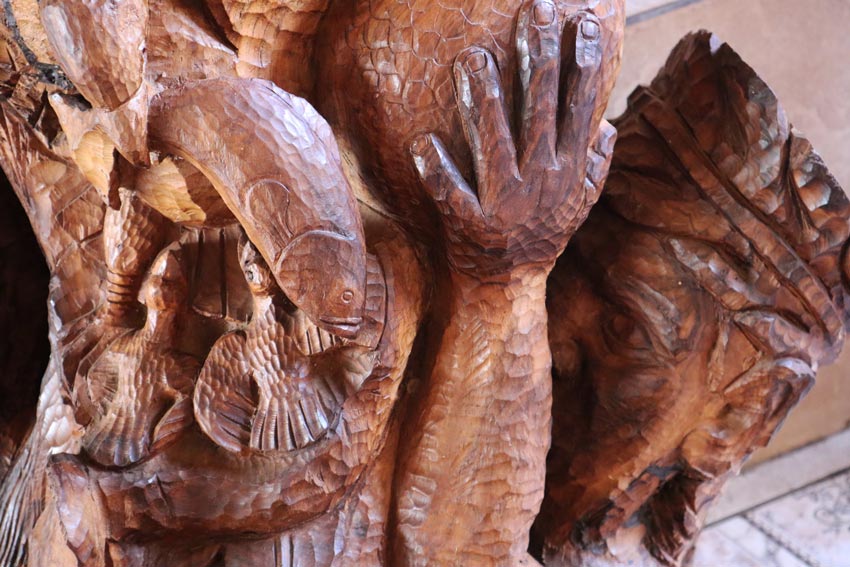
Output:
149,77,369,339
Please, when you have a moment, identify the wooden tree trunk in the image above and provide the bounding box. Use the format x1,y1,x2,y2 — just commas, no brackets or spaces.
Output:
0,2,847,566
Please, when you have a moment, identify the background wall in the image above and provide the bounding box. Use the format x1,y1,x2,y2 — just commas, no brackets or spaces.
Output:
610,0,850,465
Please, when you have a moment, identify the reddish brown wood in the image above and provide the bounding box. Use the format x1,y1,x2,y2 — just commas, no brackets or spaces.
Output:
537,32,850,566
0,2,845,567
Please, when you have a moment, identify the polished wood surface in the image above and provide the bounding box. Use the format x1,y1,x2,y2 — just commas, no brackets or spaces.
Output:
0,2,846,566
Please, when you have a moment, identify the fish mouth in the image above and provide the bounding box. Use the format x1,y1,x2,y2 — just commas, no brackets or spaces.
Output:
318,316,363,338
315,256,387,348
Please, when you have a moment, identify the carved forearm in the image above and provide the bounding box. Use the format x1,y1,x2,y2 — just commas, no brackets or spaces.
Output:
390,6,618,563
394,270,551,565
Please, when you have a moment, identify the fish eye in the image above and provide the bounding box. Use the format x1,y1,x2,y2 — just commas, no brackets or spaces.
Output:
341,290,354,304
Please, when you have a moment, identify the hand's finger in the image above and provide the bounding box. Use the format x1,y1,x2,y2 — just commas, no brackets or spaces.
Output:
453,47,519,213
585,120,617,208
516,0,561,169
411,134,484,232
568,120,617,228
558,11,603,160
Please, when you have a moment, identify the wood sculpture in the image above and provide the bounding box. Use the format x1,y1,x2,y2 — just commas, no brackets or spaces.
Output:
0,1,846,566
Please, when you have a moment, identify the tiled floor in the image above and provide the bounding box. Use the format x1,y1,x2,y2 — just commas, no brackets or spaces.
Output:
694,429,850,567
694,517,809,567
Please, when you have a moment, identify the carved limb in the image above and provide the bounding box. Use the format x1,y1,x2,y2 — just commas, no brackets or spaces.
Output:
392,4,618,564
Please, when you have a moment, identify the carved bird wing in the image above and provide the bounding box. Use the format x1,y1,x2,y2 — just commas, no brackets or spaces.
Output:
193,331,253,453
82,337,198,467
194,303,377,454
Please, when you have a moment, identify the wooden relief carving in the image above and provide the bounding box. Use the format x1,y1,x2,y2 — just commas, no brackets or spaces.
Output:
0,2,846,566
537,32,850,566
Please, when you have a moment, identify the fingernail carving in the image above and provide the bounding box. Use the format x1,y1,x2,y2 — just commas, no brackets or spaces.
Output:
581,17,600,41
533,1,556,26
465,50,489,73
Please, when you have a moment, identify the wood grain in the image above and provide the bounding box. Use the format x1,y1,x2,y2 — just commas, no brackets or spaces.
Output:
0,3,845,567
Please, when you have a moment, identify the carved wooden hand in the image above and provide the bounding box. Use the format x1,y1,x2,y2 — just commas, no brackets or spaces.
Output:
410,5,615,276
392,4,617,565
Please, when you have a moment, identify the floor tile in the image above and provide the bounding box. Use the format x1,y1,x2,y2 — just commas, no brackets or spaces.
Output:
745,471,850,567
694,517,808,567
